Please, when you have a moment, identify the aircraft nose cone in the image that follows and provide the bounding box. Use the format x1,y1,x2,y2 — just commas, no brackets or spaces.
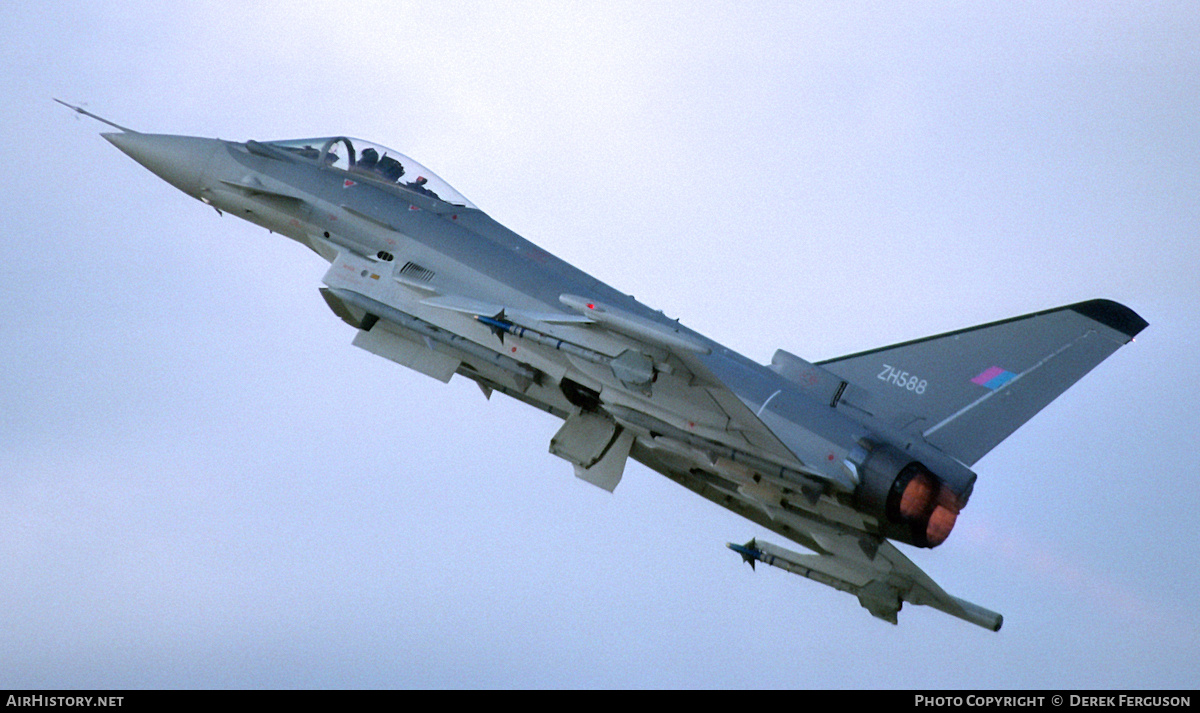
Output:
102,132,218,198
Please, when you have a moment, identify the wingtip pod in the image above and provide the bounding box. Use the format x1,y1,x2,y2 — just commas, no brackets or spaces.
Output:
1069,299,1149,341
947,596,1003,632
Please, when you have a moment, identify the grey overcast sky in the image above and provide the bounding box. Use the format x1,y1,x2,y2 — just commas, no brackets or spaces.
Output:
2,1,1197,688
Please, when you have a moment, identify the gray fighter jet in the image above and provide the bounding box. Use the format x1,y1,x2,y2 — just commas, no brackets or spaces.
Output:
61,101,1147,631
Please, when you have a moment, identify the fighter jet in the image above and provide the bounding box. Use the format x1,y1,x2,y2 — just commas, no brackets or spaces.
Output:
60,100,1147,631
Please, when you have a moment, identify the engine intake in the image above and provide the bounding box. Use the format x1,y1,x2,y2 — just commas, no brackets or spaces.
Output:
855,445,964,548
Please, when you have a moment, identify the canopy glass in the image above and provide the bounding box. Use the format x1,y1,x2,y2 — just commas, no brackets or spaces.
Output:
265,137,476,209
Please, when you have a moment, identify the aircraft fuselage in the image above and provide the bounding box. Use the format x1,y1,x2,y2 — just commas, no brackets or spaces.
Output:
78,113,1145,631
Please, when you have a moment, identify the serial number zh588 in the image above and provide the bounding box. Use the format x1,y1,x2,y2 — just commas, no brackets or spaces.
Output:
878,364,927,394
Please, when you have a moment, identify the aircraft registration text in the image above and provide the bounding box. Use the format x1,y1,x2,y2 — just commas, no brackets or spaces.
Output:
878,364,927,394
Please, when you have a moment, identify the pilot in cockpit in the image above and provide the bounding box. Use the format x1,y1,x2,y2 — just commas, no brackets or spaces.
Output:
407,175,435,198
356,147,380,174
377,155,404,182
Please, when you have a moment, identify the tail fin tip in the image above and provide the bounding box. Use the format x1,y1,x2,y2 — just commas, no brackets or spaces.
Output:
1069,299,1148,341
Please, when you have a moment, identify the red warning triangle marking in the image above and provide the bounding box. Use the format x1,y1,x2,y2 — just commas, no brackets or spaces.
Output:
343,179,356,188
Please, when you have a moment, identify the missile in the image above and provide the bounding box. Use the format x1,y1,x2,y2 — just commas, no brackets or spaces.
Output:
474,313,610,365
474,312,657,392
726,539,859,595
727,540,765,569
725,538,1003,631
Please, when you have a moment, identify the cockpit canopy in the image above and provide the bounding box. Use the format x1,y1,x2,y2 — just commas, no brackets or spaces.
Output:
264,137,477,209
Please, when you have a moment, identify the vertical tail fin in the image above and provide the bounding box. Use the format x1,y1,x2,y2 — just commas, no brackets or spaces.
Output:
817,300,1147,465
